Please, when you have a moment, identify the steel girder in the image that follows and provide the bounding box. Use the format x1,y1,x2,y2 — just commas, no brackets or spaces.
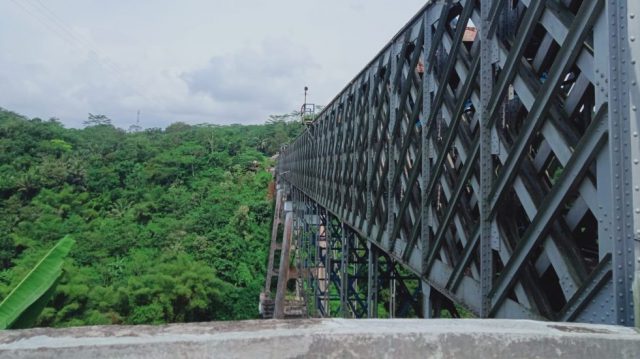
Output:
277,0,640,326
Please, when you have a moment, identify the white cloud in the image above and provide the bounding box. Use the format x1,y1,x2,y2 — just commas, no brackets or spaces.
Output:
182,39,318,120
0,0,426,129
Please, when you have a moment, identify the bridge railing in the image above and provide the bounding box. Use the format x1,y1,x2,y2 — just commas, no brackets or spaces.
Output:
278,0,640,326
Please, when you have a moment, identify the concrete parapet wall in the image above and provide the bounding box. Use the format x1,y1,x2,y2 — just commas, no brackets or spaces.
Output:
0,319,639,358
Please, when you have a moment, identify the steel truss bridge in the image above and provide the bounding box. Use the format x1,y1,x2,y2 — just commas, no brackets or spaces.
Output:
263,0,640,326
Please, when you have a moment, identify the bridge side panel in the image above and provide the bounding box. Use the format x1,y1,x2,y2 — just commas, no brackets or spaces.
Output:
278,0,636,325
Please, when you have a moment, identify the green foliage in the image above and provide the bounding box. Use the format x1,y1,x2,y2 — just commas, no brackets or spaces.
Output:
0,236,74,329
0,108,303,327
84,113,112,127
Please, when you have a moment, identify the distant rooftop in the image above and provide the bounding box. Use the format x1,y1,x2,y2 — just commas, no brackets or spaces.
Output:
463,27,477,42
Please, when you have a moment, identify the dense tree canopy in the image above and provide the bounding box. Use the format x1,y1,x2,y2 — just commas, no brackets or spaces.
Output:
0,108,303,326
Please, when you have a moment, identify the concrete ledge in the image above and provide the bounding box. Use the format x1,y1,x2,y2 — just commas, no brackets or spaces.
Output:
0,319,639,358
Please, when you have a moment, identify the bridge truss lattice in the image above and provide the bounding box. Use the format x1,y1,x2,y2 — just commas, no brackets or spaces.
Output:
276,0,640,325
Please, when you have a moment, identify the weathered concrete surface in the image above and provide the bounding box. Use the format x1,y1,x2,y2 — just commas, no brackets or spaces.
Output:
0,319,639,358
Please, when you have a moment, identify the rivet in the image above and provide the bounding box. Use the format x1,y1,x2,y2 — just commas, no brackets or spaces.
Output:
632,37,636,42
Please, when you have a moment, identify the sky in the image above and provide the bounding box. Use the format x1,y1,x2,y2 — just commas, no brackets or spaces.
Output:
0,0,427,129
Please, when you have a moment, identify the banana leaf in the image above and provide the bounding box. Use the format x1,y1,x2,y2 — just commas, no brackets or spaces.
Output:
0,236,75,329
10,277,61,330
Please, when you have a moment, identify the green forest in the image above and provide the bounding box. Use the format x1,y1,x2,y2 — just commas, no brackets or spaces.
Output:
0,108,303,327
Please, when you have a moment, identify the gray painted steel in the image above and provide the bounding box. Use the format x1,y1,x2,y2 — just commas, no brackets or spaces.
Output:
277,0,640,325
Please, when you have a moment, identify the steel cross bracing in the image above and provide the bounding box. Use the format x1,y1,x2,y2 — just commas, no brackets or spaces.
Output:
276,0,640,325
286,185,455,319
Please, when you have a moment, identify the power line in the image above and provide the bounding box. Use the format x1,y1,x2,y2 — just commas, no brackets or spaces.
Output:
26,0,124,75
18,0,122,75
8,0,78,49
8,0,157,107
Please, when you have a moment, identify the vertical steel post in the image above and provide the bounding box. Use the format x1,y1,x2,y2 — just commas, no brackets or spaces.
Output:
390,263,396,318
421,280,432,319
367,242,379,318
387,42,400,251
421,7,434,276
340,222,350,317
264,187,283,294
630,0,640,325
324,210,332,317
608,0,640,326
274,203,294,319
316,208,324,316
294,190,302,300
479,0,494,317
366,69,375,234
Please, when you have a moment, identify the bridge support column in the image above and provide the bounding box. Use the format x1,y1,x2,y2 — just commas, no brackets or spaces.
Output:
340,222,349,318
264,187,283,295
479,0,495,318
274,201,293,319
367,242,379,318
293,190,306,303
302,200,321,317
314,209,329,317
605,0,640,328
632,4,640,325
421,281,432,319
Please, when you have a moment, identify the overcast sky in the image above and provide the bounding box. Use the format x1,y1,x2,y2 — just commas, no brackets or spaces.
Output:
0,0,426,129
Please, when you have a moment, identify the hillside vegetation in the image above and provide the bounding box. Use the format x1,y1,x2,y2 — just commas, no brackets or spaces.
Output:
0,108,303,327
